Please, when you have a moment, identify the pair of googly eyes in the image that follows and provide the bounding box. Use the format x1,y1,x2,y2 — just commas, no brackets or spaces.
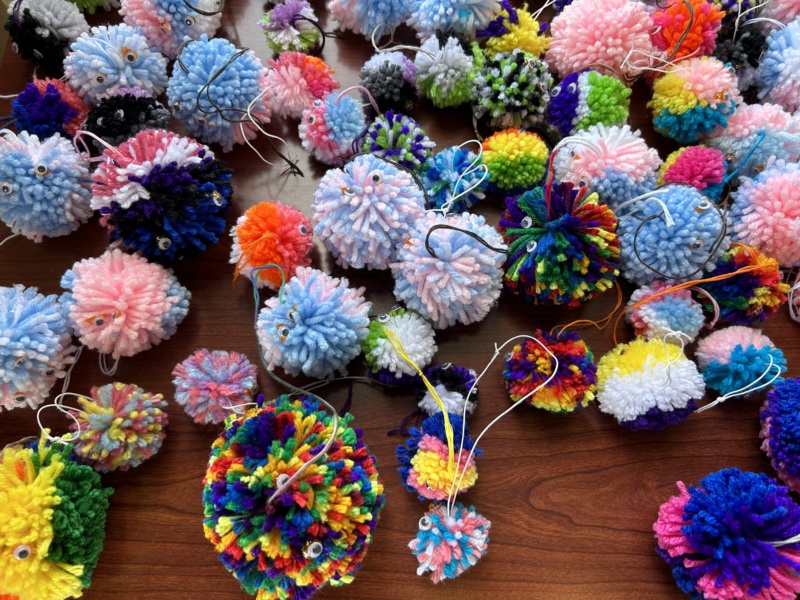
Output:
96,110,126,127
551,82,577,98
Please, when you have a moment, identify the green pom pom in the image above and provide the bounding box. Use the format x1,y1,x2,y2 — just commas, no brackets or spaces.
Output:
576,71,631,132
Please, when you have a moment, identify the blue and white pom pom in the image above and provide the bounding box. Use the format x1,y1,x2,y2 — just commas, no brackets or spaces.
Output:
757,18,800,113
312,153,426,270
362,308,437,382
64,23,168,106
407,0,502,40
415,363,478,418
420,144,487,212
391,212,507,329
257,267,372,379
0,131,91,242
328,0,409,39
625,281,705,343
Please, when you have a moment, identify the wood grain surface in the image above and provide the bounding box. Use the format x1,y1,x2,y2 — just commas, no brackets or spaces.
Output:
1,2,798,599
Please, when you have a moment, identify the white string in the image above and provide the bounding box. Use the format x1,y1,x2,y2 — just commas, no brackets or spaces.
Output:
695,355,783,413
98,353,120,377
0,92,18,99
0,233,20,248
433,140,489,215
370,24,434,58
614,189,676,227
36,392,86,444
770,532,800,547
532,0,557,21
546,135,607,190
743,16,786,29
661,329,690,387
241,85,296,169
60,345,84,395
734,0,770,40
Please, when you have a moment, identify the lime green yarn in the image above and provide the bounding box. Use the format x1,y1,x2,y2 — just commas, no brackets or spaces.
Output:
361,309,407,371
66,0,109,13
576,71,631,131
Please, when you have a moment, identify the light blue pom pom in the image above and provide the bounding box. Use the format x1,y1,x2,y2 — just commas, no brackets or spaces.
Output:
420,145,487,212
587,168,655,211
757,18,800,112
325,94,366,146
329,0,411,38
407,0,501,39
161,274,192,338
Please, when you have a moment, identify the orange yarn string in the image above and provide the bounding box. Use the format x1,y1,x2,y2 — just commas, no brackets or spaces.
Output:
550,280,624,336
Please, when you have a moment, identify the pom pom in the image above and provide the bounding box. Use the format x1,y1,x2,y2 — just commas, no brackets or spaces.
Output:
11,78,88,139
654,468,800,600
60,249,191,360
0,130,91,242
265,51,339,120
415,363,478,417
328,0,409,38
64,24,168,106
67,382,168,472
713,27,766,91
169,36,272,152
361,110,435,172
761,377,800,493
503,331,597,413
546,0,655,80
657,145,727,200
406,0,501,40
84,90,171,147
257,267,371,378
172,349,257,425
546,69,631,139
410,502,491,583
477,1,551,57
312,153,426,270
650,0,724,60
419,144,487,212
120,0,222,60
414,32,478,108
203,395,385,598
695,325,786,397
261,0,322,54
360,51,418,113
362,308,437,380
230,200,312,290
699,244,790,325
298,92,366,166
391,212,507,328
91,129,232,262
397,411,480,500
760,0,800,30
0,437,112,600
597,337,705,431
500,183,620,306
481,128,549,193
618,185,730,286
625,280,705,342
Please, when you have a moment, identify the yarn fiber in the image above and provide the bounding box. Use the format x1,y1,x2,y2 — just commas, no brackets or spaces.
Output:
761,378,800,493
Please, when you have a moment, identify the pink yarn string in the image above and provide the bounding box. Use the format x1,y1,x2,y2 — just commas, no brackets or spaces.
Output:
336,85,381,115
73,129,123,163
690,286,721,329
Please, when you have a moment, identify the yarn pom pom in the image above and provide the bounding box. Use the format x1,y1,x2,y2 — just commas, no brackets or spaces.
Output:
362,110,435,172
761,378,800,492
760,0,800,30
0,436,112,600
415,363,478,418
360,51,418,113
60,249,191,360
257,267,371,379
172,349,257,425
406,0,501,40
410,502,491,584
64,24,168,106
546,69,631,139
415,32,478,108
120,0,222,59
230,200,312,289
699,244,789,325
482,128,549,193
67,382,168,473
419,144,487,212
696,325,786,397
91,129,232,262
617,185,729,286
312,153,425,270
3,0,89,76
265,52,339,120
654,468,800,600
397,411,481,501
713,27,766,91
625,281,705,342
362,308,437,380
504,331,597,413
299,92,366,166
169,36,272,152
11,78,88,139
0,130,91,242
261,0,322,54
472,49,552,131
477,1,551,57
392,212,507,328
731,159,800,267
657,146,727,200
203,394,385,599
650,0,724,60
84,90,171,147
757,18,800,112
546,0,654,80
328,0,409,38
597,337,705,431
500,183,620,306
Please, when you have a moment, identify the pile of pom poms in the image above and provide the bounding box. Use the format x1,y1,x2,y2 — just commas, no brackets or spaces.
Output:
481,129,549,193
625,281,705,343
362,308,437,384
10,78,88,139
415,363,478,418
761,377,800,493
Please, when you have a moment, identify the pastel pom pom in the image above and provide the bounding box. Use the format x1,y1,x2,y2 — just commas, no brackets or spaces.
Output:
650,0,724,60
0,130,92,242
257,267,371,378
11,78,88,139
657,145,727,200
60,249,191,360
596,337,705,431
761,377,800,493
203,394,385,599
757,18,800,112
481,128,549,193
312,153,426,270
654,468,800,600
409,502,491,583
477,1,551,57
328,0,409,38
406,0,501,40
265,51,339,120
625,280,705,343
261,0,322,54
414,32,478,108
760,0,800,30
172,349,258,425
298,92,366,166
360,51,418,113
64,24,168,106
84,90,171,147
361,110,435,172
229,200,312,290
362,308,437,380
391,212,507,329
419,144,487,212
503,331,597,413
416,363,478,418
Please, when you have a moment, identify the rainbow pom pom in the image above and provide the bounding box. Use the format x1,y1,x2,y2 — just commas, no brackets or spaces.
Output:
406,0,501,40
625,281,705,343
416,363,478,418
361,110,435,172
657,146,727,200
419,144,487,212
203,394,385,599
84,90,171,147
11,78,88,139
360,51,418,113
261,0,322,54
362,308,437,381
481,128,549,193
265,52,339,120
761,377,800,493
415,32,478,108
477,1,550,57
650,0,724,60
757,18,800,113
298,92,366,166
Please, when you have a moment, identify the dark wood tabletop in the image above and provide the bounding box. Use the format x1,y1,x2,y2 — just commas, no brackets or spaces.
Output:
1,2,798,599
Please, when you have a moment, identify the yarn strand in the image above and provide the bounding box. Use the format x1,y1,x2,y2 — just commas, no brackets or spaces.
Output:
695,355,782,413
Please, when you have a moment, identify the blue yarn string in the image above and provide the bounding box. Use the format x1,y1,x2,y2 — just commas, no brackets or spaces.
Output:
723,130,766,185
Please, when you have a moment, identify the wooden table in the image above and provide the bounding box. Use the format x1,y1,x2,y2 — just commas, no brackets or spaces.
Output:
1,2,797,598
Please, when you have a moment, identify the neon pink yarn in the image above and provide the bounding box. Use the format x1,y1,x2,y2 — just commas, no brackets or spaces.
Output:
653,481,693,556
660,146,726,191
265,52,339,120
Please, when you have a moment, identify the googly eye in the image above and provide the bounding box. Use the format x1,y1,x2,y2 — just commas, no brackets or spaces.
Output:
277,325,290,341
724,153,736,163
40,29,50,38
551,84,561,97
211,191,224,206
13,395,27,405
303,541,323,559
298,224,309,235
94,317,105,326
96,116,105,126
114,109,125,120
569,149,575,158
157,237,172,251
441,362,453,369
1,181,12,195
696,199,712,212
96,74,106,84
185,16,195,26
123,49,138,63
11,42,18,53
34,163,50,177
313,99,322,107
521,216,533,228
343,187,356,196
14,353,25,365
567,82,577,94
418,516,432,531
752,164,764,175
689,238,705,250
505,351,513,362
577,178,588,188
288,309,297,323
307,114,316,125
276,473,290,488
526,240,538,253
33,49,44,60
377,313,390,323
371,172,383,185
197,115,207,126
14,545,32,560
172,100,182,112
45,368,55,376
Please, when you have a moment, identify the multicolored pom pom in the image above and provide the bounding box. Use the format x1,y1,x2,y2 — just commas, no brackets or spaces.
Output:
416,363,478,418
625,280,705,343
360,51,418,113
414,32,478,108
203,394,385,599
265,51,339,120
406,0,501,40
172,349,258,425
261,0,322,54
84,89,171,147
477,1,551,57
419,144,486,212
298,92,366,165
757,18,800,113
361,110,435,172
10,78,88,139
362,308,437,381
761,377,800,493
650,0,724,60
657,145,727,200
481,128,549,193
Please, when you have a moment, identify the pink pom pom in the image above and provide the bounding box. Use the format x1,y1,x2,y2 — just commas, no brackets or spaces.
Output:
265,52,339,120
658,146,726,195
653,481,693,557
